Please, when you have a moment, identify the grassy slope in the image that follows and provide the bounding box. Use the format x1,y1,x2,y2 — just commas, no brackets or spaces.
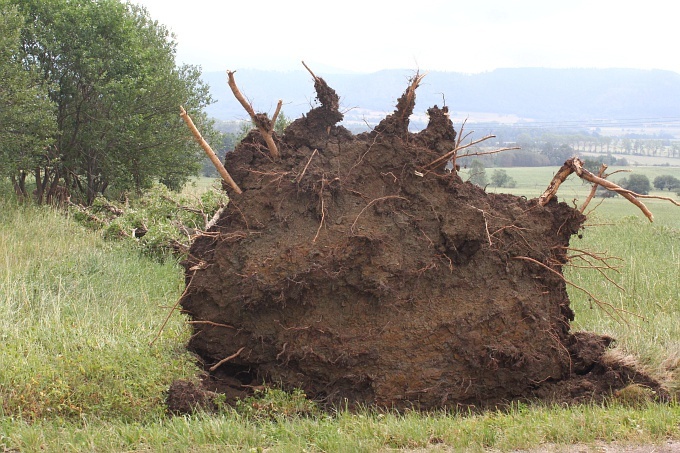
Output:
0,177,678,452
0,190,199,422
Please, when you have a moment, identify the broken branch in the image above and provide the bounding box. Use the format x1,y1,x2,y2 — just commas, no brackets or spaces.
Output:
537,157,674,222
425,135,495,168
180,106,242,195
579,163,607,213
457,146,522,159
302,60,319,82
271,99,283,128
205,206,227,231
226,70,280,158
424,119,516,172
403,72,427,121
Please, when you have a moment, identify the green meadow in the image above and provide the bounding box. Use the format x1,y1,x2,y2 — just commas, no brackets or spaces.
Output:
1,169,678,452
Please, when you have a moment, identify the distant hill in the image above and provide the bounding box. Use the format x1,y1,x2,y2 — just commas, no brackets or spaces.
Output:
201,68,680,128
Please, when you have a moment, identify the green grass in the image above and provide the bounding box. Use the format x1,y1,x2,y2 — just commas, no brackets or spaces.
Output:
0,189,199,422
565,216,680,394
1,177,679,452
2,402,678,452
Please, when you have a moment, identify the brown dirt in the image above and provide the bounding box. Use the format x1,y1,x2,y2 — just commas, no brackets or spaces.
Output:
168,74,666,414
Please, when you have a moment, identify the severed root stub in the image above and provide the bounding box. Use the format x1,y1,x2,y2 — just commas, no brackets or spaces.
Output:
169,71,668,413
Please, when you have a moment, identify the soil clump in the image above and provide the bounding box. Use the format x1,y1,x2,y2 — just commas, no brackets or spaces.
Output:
169,74,665,413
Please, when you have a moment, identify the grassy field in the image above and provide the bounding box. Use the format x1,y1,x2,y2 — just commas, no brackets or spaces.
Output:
0,173,678,452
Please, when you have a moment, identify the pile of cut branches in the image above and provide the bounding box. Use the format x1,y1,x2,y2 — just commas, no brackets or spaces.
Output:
69,184,229,261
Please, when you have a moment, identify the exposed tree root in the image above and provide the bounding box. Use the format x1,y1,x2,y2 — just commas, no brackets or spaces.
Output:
226,70,281,159
424,118,519,173
209,347,246,372
513,256,641,325
539,157,680,222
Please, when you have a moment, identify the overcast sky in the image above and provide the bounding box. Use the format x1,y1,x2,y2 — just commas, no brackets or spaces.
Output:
130,0,677,75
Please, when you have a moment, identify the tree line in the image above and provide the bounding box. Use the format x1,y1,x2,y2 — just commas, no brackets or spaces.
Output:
0,0,214,205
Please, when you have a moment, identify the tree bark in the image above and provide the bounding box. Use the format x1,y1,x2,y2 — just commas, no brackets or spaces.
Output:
180,106,242,195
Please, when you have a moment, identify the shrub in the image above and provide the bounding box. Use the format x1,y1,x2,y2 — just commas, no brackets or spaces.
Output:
619,174,651,195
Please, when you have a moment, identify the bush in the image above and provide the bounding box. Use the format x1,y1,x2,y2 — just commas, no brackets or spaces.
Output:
619,174,651,195
490,169,517,188
653,175,680,191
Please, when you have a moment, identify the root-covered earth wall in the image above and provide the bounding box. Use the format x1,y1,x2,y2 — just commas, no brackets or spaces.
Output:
176,74,664,411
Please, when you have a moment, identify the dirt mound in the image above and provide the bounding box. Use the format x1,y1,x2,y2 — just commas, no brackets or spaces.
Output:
175,74,664,411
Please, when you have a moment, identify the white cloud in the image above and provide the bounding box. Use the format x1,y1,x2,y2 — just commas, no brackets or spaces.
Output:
130,0,680,74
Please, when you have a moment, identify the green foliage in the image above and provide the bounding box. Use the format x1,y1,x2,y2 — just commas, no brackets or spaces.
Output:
7,0,215,204
493,148,551,167
0,193,199,422
467,159,487,187
583,154,629,173
619,174,651,195
71,183,229,262
490,169,517,188
540,142,575,165
202,132,237,177
235,388,320,420
566,216,680,396
653,174,680,191
0,4,56,195
235,121,255,144
274,111,292,135
596,185,618,198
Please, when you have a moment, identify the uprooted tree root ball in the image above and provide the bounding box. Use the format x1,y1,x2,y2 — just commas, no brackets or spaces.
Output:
169,71,667,413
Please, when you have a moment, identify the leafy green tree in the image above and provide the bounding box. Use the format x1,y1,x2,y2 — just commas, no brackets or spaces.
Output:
619,174,651,195
582,158,603,173
468,160,487,187
9,0,214,203
653,175,680,191
490,169,516,188
275,112,292,135
0,4,56,199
